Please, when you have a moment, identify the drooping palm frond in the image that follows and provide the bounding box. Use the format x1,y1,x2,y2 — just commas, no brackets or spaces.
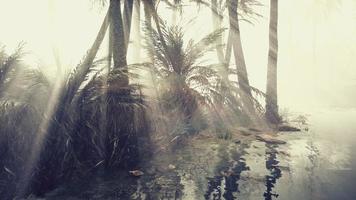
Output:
0,43,25,94
183,28,226,70
162,0,184,14
238,0,263,23
145,22,223,77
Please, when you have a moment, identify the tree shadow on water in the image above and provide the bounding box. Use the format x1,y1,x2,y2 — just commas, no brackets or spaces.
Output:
263,144,282,200
205,144,250,200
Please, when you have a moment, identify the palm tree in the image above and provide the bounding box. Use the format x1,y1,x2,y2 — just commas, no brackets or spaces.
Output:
0,1,153,197
226,0,259,123
145,24,223,122
265,0,279,124
210,0,260,85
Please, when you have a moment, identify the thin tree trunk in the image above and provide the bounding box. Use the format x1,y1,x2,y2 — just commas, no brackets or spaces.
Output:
224,30,232,67
84,8,110,67
123,0,134,51
228,0,252,96
211,0,228,82
265,0,279,124
144,2,162,103
133,0,141,62
81,9,110,77
69,8,110,102
211,0,224,64
172,5,178,26
144,2,170,59
143,2,170,132
211,0,230,120
227,0,258,125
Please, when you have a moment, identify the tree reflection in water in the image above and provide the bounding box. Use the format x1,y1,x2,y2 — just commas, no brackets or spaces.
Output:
263,144,282,200
205,144,250,200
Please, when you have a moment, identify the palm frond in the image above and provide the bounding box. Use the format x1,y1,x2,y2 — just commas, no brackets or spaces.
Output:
0,43,25,93
238,0,263,22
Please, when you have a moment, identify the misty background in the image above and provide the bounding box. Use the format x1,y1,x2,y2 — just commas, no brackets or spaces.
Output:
1,0,355,112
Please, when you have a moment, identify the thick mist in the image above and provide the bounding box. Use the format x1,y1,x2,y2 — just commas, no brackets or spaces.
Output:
1,0,355,112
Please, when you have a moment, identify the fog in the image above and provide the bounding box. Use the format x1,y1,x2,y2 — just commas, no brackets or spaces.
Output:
1,0,355,112
1,1,356,199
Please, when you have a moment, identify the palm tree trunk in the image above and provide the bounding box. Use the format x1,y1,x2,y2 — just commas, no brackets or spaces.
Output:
144,1,170,58
69,8,110,102
133,0,141,62
81,9,110,75
211,0,232,122
211,0,227,80
143,2,170,132
110,0,129,86
123,0,134,51
224,29,232,69
227,0,258,125
265,0,279,124
227,0,252,97
172,4,178,26
144,2,163,104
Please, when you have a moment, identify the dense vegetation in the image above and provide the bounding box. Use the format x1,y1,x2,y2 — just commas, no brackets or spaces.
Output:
0,0,281,198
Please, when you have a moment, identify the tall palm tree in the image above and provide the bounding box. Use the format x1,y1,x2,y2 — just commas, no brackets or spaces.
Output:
265,0,279,124
227,0,256,122
229,0,260,96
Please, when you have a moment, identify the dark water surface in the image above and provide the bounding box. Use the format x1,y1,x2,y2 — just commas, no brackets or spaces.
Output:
43,108,356,200
201,108,356,200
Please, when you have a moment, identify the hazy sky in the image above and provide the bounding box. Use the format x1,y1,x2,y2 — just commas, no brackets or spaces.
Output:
0,0,355,112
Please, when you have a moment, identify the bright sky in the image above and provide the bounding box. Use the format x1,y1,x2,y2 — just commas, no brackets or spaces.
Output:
0,0,355,111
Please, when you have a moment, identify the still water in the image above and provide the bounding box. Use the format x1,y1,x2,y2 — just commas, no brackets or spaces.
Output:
203,108,356,200
202,108,356,200
44,108,356,200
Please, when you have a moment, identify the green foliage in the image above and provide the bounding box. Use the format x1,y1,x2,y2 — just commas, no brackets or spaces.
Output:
0,44,150,198
145,23,224,116
144,23,225,137
0,43,24,95
0,101,40,199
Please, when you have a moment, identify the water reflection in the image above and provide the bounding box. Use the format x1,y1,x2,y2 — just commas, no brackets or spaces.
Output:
205,144,250,200
137,171,184,200
263,144,282,200
305,133,320,199
43,109,356,200
205,177,223,199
